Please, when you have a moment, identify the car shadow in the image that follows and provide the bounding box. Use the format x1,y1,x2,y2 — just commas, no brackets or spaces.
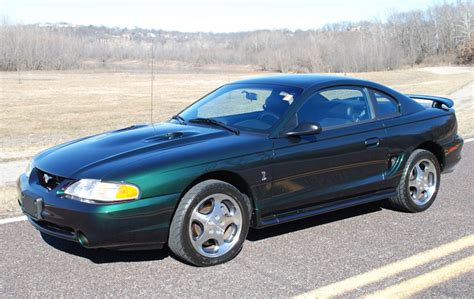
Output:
247,201,384,242
41,233,170,264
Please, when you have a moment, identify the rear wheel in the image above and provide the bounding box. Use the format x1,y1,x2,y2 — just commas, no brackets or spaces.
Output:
388,149,440,212
168,179,251,266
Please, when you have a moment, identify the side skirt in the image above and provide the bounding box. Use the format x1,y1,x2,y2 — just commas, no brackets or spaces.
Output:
258,188,396,228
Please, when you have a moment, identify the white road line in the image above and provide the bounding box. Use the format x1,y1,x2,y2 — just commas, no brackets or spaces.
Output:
465,137,474,143
294,235,474,299
363,255,474,299
0,215,27,225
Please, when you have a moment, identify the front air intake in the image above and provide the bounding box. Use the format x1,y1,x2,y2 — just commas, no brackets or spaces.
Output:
35,168,65,191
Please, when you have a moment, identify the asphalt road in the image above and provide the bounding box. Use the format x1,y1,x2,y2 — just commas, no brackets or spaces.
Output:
1,143,473,298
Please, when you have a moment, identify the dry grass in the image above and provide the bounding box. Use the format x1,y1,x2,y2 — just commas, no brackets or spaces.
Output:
347,68,473,96
1,67,472,158
0,66,472,217
0,71,260,158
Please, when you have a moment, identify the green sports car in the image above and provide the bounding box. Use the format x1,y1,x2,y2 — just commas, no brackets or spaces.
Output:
18,74,463,266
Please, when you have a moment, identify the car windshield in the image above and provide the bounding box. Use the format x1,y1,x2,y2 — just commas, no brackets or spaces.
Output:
177,84,303,133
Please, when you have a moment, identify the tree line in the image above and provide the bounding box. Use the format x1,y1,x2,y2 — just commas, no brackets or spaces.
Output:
0,1,472,73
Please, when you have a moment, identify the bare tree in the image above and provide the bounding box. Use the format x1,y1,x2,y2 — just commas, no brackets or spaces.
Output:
0,1,472,72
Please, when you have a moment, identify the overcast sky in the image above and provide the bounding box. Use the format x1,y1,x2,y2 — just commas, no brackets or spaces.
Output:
2,0,438,32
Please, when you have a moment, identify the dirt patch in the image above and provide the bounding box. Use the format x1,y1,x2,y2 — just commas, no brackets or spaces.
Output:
449,81,473,109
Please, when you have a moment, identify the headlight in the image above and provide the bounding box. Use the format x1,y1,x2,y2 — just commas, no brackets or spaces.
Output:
25,161,34,178
64,179,140,203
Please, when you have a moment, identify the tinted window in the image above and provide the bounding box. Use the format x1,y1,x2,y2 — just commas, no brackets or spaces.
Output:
373,91,399,117
290,87,374,129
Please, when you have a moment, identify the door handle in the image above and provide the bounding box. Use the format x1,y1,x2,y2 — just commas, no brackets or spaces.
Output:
365,137,380,148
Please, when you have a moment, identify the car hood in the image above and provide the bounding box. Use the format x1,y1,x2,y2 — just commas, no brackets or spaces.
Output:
34,122,232,179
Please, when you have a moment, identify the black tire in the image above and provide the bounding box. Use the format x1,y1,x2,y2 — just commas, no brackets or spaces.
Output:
388,149,441,212
168,179,251,266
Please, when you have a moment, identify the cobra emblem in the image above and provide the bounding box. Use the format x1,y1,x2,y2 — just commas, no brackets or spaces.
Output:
43,174,53,184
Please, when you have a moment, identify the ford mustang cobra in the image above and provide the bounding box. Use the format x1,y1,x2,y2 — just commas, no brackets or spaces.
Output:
18,75,463,266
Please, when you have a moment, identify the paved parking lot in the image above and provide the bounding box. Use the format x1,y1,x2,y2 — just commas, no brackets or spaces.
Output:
1,142,473,297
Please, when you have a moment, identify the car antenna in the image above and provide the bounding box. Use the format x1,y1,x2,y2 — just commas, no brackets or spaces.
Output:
150,34,157,134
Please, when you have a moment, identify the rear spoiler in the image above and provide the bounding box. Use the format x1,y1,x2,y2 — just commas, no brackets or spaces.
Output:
406,94,454,110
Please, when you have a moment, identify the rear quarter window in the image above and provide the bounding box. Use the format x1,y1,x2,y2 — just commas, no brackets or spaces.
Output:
372,91,400,118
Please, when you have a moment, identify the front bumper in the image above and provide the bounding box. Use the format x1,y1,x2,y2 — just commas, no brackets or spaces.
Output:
17,172,180,249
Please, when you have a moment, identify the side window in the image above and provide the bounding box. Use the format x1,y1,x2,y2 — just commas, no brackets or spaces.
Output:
372,90,399,118
292,87,374,129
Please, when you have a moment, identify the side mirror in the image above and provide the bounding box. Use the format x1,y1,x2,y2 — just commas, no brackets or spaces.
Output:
285,122,322,137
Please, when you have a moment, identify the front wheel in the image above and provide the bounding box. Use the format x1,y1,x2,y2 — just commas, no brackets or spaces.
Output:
388,149,441,212
168,180,251,266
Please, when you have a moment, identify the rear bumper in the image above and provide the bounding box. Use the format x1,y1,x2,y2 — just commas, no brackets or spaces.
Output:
18,173,179,249
441,135,463,173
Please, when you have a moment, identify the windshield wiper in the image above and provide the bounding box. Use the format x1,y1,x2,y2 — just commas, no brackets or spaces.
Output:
171,114,186,124
188,118,240,135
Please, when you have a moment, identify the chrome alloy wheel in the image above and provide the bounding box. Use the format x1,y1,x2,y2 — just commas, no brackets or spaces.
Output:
189,193,243,258
408,159,437,206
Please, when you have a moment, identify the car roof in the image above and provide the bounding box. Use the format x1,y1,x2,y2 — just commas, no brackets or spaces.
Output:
231,74,370,90
230,74,424,115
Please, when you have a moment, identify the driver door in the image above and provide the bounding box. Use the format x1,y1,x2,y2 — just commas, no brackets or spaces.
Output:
270,86,390,215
